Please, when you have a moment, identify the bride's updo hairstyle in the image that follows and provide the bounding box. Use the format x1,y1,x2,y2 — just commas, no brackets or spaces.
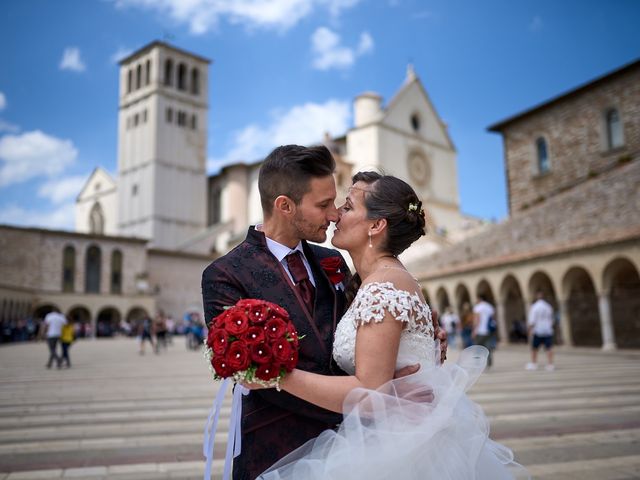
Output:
352,171,426,256
344,172,426,307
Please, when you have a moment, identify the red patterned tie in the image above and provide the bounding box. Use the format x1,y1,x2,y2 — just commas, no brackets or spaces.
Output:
286,252,315,312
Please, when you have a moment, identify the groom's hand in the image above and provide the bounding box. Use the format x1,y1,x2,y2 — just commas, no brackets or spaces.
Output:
394,364,420,378
391,367,435,405
432,310,448,364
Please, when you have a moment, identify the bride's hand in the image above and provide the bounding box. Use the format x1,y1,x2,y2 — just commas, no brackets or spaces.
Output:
432,310,448,364
238,381,269,390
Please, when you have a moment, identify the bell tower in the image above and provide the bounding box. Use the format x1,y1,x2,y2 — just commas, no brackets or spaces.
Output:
116,41,210,249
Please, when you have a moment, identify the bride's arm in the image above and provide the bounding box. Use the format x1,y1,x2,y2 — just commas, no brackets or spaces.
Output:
278,315,403,413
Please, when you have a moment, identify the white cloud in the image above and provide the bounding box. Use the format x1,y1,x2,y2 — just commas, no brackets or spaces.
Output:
110,46,133,64
0,202,75,231
208,99,350,171
321,0,360,18
311,27,373,71
529,15,543,32
357,31,374,55
0,130,78,187
0,92,6,111
59,47,86,72
113,0,360,34
0,120,20,133
38,175,87,204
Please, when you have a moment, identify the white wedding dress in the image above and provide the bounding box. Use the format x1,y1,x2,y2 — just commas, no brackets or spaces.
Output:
259,282,528,479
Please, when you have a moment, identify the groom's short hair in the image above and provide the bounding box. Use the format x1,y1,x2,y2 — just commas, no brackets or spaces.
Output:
259,145,336,216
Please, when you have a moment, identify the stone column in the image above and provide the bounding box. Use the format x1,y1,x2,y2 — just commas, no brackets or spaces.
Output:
598,293,617,351
559,299,573,346
496,302,508,345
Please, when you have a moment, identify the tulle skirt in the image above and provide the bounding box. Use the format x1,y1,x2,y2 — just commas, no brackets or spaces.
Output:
258,346,529,480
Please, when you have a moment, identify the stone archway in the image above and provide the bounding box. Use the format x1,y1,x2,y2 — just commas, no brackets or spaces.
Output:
33,304,59,321
603,258,640,348
500,275,527,343
67,306,91,338
435,287,451,314
563,267,601,347
96,307,121,338
476,279,496,305
421,287,432,308
454,283,472,315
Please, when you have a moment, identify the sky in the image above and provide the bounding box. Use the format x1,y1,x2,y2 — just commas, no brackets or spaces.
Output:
0,0,639,231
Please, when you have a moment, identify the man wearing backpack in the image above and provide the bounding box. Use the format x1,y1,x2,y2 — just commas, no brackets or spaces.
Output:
473,295,497,368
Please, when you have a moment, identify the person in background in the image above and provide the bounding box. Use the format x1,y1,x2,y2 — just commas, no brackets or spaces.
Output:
60,321,75,368
138,316,155,355
526,290,556,371
460,302,474,348
42,309,67,369
441,306,460,349
472,295,496,368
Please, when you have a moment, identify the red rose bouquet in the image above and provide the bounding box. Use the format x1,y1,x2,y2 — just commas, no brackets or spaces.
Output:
203,299,301,391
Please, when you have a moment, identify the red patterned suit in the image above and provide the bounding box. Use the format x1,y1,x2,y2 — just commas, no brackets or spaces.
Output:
202,226,351,480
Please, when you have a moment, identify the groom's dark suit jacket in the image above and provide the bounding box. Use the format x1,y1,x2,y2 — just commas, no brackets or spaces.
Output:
202,226,350,480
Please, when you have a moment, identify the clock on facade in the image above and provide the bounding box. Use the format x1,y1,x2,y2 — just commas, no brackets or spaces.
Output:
407,152,430,186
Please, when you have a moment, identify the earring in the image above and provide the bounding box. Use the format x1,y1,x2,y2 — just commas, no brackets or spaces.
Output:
368,231,373,248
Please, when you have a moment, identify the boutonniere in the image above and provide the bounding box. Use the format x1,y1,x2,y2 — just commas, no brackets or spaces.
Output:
319,256,346,290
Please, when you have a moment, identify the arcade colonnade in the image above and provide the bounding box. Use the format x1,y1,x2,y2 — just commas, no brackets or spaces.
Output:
420,243,640,350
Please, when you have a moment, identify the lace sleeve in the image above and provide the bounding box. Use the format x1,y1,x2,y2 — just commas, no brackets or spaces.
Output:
352,282,424,327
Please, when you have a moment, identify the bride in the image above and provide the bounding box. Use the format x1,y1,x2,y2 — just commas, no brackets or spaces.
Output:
246,172,527,479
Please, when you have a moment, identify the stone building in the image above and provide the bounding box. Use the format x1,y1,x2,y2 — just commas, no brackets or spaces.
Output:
0,41,503,337
1,42,215,336
409,59,640,349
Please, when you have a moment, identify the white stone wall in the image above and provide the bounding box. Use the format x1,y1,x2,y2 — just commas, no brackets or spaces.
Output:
0,225,155,327
117,43,209,250
75,169,118,235
147,249,213,320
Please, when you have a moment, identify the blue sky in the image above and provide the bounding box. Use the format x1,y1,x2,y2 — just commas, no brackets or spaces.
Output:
0,0,638,231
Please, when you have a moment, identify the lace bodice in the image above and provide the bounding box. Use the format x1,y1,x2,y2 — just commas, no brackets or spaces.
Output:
333,282,436,375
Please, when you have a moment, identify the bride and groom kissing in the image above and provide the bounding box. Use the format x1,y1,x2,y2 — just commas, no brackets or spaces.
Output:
202,145,525,479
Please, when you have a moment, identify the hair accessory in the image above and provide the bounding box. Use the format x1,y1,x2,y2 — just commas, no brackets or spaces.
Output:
408,202,424,215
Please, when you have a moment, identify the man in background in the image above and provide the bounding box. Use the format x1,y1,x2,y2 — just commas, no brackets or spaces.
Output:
526,290,556,371
42,309,67,369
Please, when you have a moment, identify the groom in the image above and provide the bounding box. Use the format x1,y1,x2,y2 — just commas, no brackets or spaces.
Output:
202,144,445,479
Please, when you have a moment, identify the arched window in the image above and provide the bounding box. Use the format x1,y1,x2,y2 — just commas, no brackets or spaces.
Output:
410,113,420,132
606,108,623,149
164,59,173,86
127,69,133,93
145,59,151,86
536,137,550,174
85,245,101,294
177,63,187,91
191,68,199,95
62,245,75,292
111,250,123,294
89,203,105,235
136,64,142,90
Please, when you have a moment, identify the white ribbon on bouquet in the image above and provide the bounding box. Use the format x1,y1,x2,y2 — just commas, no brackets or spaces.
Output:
203,379,249,480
